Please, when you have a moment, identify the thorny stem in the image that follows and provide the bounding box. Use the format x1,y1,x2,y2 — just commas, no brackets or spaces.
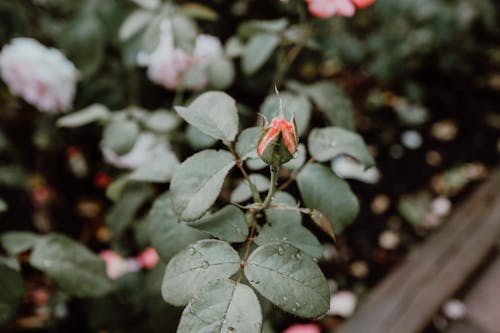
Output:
227,143,262,203
263,165,279,208
237,214,257,282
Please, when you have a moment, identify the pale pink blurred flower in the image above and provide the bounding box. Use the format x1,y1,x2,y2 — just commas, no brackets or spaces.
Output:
138,19,193,90
100,250,129,280
283,323,321,333
0,38,78,112
136,247,160,269
306,0,356,18
101,132,171,170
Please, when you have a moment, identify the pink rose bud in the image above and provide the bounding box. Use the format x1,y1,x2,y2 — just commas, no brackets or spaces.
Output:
136,247,160,269
257,95,298,167
283,323,321,333
352,0,375,9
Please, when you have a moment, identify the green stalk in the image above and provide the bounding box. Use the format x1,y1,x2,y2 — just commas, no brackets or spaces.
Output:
263,165,279,208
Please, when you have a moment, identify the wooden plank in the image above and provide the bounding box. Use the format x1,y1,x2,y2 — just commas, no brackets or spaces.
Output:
337,169,500,333
457,252,500,332
445,321,485,333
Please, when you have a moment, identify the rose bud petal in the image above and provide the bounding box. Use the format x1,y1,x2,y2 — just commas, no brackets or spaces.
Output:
257,105,298,167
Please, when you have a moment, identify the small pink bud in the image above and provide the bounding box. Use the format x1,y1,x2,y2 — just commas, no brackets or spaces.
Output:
257,113,298,167
352,0,375,8
283,323,321,333
136,247,160,269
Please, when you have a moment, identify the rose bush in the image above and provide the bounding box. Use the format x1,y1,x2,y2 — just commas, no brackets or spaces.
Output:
0,0,498,332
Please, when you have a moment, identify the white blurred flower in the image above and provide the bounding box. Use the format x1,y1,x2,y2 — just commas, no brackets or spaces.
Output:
328,290,358,317
193,34,223,64
0,38,79,113
102,132,170,170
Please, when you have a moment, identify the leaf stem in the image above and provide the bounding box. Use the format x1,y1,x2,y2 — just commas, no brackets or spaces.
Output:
237,215,257,282
263,165,279,208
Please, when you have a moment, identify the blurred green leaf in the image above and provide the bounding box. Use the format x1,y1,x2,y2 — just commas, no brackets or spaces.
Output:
106,183,154,237
0,232,40,255
297,164,359,233
235,127,260,160
0,263,24,325
59,13,105,79
242,33,279,75
101,120,139,155
308,127,374,167
287,81,355,130
30,234,113,297
230,174,270,203
162,239,240,306
57,104,110,128
147,192,207,262
208,56,235,90
129,151,179,183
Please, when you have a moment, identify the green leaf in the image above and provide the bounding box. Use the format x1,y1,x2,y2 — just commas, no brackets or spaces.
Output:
30,234,113,297
56,104,110,127
297,164,359,233
235,127,260,160
255,221,322,259
106,183,154,237
162,239,240,306
177,279,262,333
244,242,329,318
0,263,24,325
208,57,235,90
238,18,289,39
0,198,6,213
143,110,181,133
287,81,355,130
101,120,139,155
308,127,374,167
59,13,104,79
282,143,306,170
147,193,207,262
230,174,270,203
242,33,279,75
175,92,239,142
170,150,236,221
0,231,40,255
106,174,129,202
260,92,311,137
129,151,179,183
266,191,302,225
186,124,218,150
178,3,219,21
119,9,154,41
187,205,248,243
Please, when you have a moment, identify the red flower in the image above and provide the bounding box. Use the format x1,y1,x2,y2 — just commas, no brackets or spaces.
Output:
352,0,375,8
